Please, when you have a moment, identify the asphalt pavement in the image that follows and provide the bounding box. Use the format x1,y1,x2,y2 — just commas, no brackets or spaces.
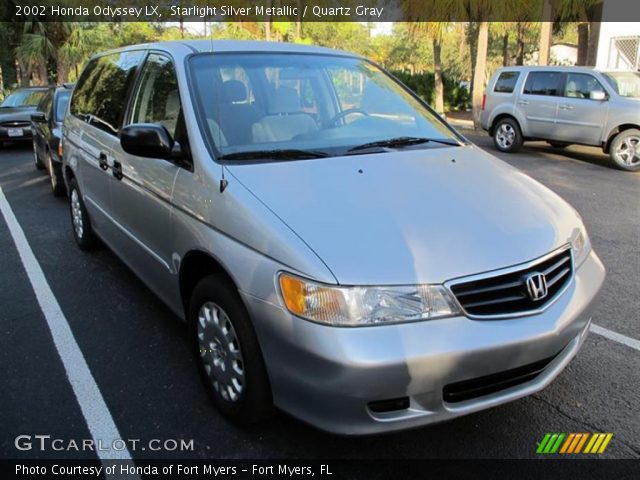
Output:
0,136,638,461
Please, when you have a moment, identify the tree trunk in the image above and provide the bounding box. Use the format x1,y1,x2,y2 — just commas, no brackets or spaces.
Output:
433,37,444,115
586,2,603,66
516,23,525,65
56,57,68,84
538,0,554,65
577,23,589,65
472,22,489,129
265,20,271,41
467,23,478,100
502,33,510,67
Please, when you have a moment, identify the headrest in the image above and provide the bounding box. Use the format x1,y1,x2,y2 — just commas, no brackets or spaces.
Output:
221,80,247,103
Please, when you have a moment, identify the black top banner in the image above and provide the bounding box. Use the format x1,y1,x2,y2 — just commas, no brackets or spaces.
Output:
2,0,639,22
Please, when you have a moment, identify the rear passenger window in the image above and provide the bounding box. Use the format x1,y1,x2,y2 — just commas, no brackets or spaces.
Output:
523,72,562,96
70,51,144,135
494,72,519,93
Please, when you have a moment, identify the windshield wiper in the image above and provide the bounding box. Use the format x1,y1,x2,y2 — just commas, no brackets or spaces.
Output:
347,136,460,153
218,149,329,161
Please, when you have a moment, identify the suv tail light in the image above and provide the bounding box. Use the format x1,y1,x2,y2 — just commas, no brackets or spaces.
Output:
58,138,64,158
482,94,486,111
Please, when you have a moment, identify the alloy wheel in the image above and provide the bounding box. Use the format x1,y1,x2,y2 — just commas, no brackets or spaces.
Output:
71,189,84,239
197,301,245,403
496,123,515,149
614,134,640,166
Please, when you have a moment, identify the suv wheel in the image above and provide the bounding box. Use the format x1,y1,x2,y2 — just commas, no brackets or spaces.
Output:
189,275,272,424
68,178,99,250
493,118,523,153
48,153,65,197
33,142,45,170
609,129,640,171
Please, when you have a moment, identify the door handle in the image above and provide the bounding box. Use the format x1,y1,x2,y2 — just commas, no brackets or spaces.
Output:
112,161,123,180
559,104,574,110
517,100,529,106
98,152,109,171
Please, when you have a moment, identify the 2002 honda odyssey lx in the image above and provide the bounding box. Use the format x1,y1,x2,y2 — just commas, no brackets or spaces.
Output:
62,41,605,435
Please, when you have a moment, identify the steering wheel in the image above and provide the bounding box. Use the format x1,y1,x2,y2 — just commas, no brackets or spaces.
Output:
329,108,369,127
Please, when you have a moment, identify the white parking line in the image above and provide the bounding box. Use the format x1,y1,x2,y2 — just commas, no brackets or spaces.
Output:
590,324,640,352
0,186,132,461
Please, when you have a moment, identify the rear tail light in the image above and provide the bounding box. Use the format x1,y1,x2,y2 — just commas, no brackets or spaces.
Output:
58,139,64,158
482,94,486,111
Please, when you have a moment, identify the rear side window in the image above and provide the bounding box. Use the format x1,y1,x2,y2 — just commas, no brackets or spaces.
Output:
493,72,520,93
523,72,562,96
54,91,71,122
70,51,144,135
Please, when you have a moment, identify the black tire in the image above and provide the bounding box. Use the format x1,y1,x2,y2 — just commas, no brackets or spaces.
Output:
547,141,570,149
492,117,523,153
189,274,272,425
34,143,45,170
609,128,640,171
68,178,99,250
48,153,66,197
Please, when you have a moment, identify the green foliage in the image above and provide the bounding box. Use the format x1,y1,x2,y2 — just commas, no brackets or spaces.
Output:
391,70,470,111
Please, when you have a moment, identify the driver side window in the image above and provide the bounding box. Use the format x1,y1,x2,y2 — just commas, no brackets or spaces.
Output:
131,53,182,138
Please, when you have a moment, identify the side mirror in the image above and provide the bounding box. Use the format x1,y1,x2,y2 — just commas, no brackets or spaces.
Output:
590,90,607,101
120,123,181,159
31,112,46,122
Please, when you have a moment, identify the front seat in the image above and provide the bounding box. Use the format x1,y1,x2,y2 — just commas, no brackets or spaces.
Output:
252,87,318,143
216,80,262,145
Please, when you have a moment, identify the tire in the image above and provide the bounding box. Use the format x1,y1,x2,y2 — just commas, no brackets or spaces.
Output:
493,117,523,153
48,153,66,197
189,274,272,425
68,178,99,250
33,142,45,170
609,128,640,171
547,141,570,149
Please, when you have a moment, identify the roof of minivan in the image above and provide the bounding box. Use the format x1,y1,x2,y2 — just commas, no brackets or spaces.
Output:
104,40,358,58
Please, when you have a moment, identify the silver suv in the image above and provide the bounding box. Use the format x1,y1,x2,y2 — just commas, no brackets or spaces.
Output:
63,41,605,435
480,66,640,171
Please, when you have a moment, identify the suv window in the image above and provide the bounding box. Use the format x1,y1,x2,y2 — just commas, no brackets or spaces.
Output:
37,90,53,117
494,72,520,93
523,72,562,96
54,90,71,122
564,73,606,99
131,53,182,138
70,50,144,135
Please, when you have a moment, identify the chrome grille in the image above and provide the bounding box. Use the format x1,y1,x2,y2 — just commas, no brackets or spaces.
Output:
449,247,573,317
1,121,30,128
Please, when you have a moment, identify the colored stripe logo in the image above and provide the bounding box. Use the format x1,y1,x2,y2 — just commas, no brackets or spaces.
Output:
537,433,613,454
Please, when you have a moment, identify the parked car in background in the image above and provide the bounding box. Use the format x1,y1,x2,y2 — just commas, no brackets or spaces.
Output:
63,41,604,435
480,66,640,171
0,86,48,147
31,84,73,196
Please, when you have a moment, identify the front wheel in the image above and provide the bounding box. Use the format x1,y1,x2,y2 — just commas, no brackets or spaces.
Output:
33,142,45,170
189,275,272,425
68,178,99,250
493,118,523,153
48,153,65,197
609,129,640,171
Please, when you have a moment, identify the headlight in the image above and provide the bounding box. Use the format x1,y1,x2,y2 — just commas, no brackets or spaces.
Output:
571,226,591,267
278,273,461,326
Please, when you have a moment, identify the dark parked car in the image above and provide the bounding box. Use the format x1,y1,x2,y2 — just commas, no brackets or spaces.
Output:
0,87,48,147
31,85,73,196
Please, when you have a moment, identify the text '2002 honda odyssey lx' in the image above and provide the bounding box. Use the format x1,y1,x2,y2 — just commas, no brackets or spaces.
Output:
62,41,605,435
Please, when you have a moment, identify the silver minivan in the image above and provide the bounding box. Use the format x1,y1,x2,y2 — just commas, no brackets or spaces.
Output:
480,66,640,171
63,41,605,435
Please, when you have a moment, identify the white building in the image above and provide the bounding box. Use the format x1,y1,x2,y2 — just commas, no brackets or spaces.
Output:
596,2,639,71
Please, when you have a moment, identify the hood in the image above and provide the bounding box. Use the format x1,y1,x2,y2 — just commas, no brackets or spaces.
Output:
228,145,582,285
0,106,36,122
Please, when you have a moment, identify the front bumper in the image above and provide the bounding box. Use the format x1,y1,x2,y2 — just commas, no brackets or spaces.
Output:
0,125,33,141
243,250,605,435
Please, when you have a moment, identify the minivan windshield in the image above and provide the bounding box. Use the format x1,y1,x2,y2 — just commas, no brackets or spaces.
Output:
602,71,640,98
189,53,460,160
